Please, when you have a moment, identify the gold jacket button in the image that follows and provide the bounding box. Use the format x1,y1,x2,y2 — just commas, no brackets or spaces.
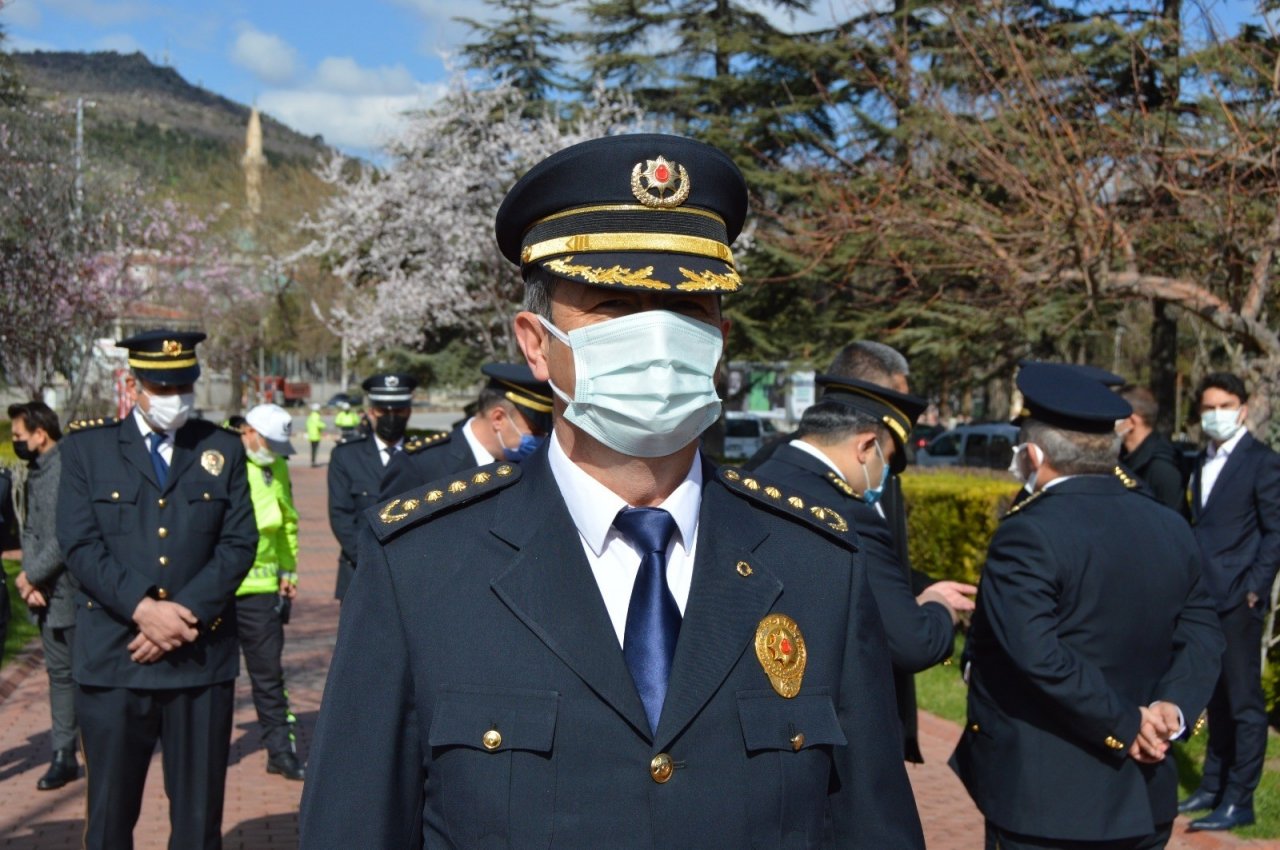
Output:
790,733,805,752
156,588,168,600
970,723,980,733
482,729,502,751
650,753,673,784
158,556,168,566
157,498,166,508
111,491,120,500
1104,735,1125,750
158,527,168,538
202,492,211,501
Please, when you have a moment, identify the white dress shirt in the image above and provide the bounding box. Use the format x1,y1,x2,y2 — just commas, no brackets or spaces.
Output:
547,432,701,647
462,417,496,466
788,439,885,520
373,434,404,466
132,406,174,465
1201,427,1246,507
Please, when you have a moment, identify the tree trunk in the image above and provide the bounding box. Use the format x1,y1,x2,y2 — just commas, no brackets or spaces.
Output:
1150,299,1179,433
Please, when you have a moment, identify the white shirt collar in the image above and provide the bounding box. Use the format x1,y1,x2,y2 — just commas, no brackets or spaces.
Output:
462,416,496,466
373,434,403,454
1207,427,1247,461
788,439,845,479
547,430,702,558
132,406,173,441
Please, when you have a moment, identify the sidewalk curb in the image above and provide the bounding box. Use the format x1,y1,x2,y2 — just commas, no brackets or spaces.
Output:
0,639,43,707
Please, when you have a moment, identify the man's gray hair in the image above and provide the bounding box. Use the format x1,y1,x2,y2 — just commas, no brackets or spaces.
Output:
521,266,559,319
795,401,889,446
827,340,909,384
1021,419,1120,476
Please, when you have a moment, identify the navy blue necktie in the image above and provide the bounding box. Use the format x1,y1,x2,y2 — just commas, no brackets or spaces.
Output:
614,507,680,736
147,432,169,487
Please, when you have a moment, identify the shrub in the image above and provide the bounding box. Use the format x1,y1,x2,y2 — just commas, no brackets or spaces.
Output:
901,468,1021,585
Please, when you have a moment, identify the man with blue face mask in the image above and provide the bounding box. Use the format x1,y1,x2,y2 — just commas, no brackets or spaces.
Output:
1177,372,1280,832
301,134,924,848
56,328,258,850
378,362,552,499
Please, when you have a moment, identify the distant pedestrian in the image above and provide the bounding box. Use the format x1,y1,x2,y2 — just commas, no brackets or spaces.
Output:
9,401,79,790
235,404,304,781
333,402,360,443
305,403,325,467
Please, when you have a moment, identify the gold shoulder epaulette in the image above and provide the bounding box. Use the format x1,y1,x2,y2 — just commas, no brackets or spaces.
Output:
66,416,117,433
718,467,856,551
403,430,450,455
1114,465,1138,489
825,470,856,499
1002,488,1047,519
368,461,521,543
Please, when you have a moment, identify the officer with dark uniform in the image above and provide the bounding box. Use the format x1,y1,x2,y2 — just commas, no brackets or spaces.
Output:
327,372,416,600
753,375,975,763
379,362,551,498
56,329,258,850
951,363,1224,850
300,134,923,847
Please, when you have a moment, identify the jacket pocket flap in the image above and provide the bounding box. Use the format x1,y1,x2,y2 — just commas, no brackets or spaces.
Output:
738,688,847,752
93,479,139,504
181,478,228,502
429,686,559,754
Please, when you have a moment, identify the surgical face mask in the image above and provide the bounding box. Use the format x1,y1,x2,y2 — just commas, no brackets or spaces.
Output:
245,434,275,467
497,422,545,462
538,310,723,458
860,441,890,506
1201,408,1243,442
374,411,408,444
143,391,194,432
1008,442,1042,493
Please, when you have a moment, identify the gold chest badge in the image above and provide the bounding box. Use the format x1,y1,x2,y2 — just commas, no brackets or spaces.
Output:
755,614,807,698
200,450,225,476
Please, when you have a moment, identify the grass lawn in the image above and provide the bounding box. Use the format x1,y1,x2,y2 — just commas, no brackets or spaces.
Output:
917,636,1280,839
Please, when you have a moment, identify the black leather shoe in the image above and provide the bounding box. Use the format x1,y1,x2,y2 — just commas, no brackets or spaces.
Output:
1177,789,1220,814
1189,803,1255,831
267,751,306,781
36,748,79,791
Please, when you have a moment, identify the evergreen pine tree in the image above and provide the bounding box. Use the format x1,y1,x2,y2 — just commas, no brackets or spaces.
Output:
457,0,569,106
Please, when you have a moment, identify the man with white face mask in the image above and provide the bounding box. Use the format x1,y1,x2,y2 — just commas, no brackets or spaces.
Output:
301,135,923,848
1178,372,1280,832
57,328,258,850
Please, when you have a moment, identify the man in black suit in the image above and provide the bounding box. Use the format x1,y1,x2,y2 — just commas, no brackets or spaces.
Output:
300,134,924,848
326,372,418,600
1116,385,1186,512
57,329,258,850
951,363,1223,850
753,374,975,762
379,362,551,498
1178,372,1280,831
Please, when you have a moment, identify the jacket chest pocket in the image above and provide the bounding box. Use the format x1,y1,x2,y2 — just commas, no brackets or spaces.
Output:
182,479,229,533
738,688,847,849
428,686,558,849
91,480,139,536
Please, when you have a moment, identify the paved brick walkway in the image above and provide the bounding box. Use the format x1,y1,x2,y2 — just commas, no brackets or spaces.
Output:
0,444,1275,848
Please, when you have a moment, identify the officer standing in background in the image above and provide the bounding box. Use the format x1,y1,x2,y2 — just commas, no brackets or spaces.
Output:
752,375,975,762
10,401,80,790
379,362,551,498
951,363,1223,850
57,329,258,850
326,373,415,601
332,402,360,443
301,134,923,847
1116,385,1186,511
235,404,304,781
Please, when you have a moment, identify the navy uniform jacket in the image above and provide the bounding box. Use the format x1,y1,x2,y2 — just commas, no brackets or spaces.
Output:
327,435,388,600
300,450,924,849
951,475,1224,842
755,444,953,762
1187,431,1280,612
56,416,258,688
378,425,475,499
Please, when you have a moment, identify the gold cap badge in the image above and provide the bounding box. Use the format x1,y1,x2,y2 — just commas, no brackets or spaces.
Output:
631,156,690,208
163,340,182,356
200,450,225,477
755,613,807,698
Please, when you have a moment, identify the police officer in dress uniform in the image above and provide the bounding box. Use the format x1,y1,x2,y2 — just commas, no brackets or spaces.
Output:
57,329,258,850
752,375,975,762
299,134,924,848
327,373,416,600
950,363,1224,850
379,362,551,498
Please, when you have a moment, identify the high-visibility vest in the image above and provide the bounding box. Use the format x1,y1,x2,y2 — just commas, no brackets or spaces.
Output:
236,455,299,597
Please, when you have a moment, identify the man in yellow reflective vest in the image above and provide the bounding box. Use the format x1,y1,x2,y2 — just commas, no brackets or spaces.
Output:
305,403,326,467
236,404,304,780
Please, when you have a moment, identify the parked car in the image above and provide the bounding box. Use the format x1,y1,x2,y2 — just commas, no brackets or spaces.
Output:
325,392,361,409
915,423,1019,470
905,424,945,464
723,411,779,460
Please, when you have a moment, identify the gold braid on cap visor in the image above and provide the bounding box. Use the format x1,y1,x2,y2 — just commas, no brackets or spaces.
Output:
521,233,735,266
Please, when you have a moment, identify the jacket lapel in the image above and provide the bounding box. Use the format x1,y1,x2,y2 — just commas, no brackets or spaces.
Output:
163,422,202,494
654,462,783,750
1199,433,1253,519
119,414,160,490
488,452,652,738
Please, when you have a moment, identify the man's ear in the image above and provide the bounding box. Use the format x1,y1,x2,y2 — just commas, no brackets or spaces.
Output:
514,311,551,382
853,432,878,464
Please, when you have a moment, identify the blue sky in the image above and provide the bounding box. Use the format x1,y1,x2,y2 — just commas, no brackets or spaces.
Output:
0,0,1271,158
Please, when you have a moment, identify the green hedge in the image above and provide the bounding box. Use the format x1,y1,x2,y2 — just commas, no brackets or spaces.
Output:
901,468,1021,585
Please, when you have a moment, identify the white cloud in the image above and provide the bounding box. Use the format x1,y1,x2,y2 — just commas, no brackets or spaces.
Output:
256,56,442,153
0,0,43,29
42,0,151,27
94,31,142,53
230,25,299,85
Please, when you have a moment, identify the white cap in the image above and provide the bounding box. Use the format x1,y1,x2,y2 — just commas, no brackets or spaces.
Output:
245,404,297,456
